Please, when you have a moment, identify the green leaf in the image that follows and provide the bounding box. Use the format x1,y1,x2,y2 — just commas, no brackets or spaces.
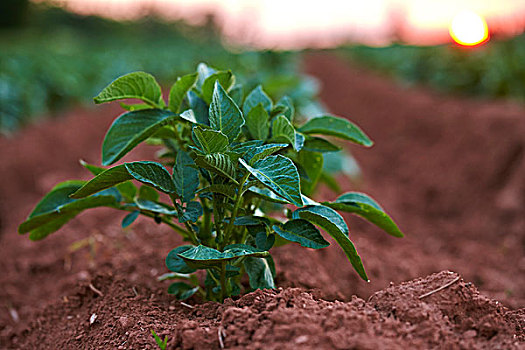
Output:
201,70,235,104
22,181,95,219
187,91,209,125
294,132,305,152
157,272,192,281
246,223,266,237
195,153,238,184
303,137,342,153
244,143,288,165
116,182,138,202
151,330,168,350
245,104,269,141
179,110,197,123
102,109,178,165
234,216,271,227
247,187,314,207
273,219,329,249
79,160,105,176
271,115,295,147
231,140,264,156
94,71,163,107
28,213,78,241
122,210,140,228
301,195,320,206
172,150,199,203
71,164,132,198
298,150,323,195
244,257,275,290
229,84,244,106
240,155,303,207
324,192,403,238
247,186,289,204
149,125,177,140
167,282,199,300
71,162,174,198
19,181,119,239
138,185,159,202
270,117,304,152
243,85,272,116
135,199,177,215
209,82,245,143
293,205,368,281
125,162,176,193
168,72,198,113
80,160,138,201
273,95,294,121
119,102,150,112
178,244,269,270
196,62,216,90
197,184,237,201
178,201,203,223
192,126,229,154
255,231,275,251
299,115,373,147
226,243,271,257
166,245,197,274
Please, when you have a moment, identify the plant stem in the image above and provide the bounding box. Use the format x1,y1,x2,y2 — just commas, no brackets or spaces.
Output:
163,218,193,237
146,100,164,109
240,228,248,245
220,261,227,302
168,194,200,245
120,205,192,237
222,173,250,248
207,269,221,285
210,176,224,248
182,222,199,245
171,121,186,150
212,193,222,246
201,197,212,242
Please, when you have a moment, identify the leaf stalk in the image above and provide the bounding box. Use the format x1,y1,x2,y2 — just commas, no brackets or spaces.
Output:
222,172,250,249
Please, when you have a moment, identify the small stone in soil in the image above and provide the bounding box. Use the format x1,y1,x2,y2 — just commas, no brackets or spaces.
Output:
119,316,131,329
295,335,309,344
89,313,97,325
8,308,19,323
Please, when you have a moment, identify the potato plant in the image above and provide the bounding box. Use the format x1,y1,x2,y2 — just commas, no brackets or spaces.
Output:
19,64,403,302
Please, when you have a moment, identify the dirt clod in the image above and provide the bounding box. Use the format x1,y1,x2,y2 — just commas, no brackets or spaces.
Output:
5,271,523,349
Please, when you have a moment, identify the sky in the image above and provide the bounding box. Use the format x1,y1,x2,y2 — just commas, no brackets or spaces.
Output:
41,0,525,48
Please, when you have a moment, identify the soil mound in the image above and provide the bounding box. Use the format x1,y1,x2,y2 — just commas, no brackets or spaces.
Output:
6,271,523,349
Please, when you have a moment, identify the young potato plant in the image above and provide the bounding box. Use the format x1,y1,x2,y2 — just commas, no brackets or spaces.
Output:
19,63,403,302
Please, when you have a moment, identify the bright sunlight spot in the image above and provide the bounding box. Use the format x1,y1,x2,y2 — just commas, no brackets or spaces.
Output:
449,11,489,46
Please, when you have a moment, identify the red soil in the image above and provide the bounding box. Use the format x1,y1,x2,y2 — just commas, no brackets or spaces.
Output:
0,53,523,348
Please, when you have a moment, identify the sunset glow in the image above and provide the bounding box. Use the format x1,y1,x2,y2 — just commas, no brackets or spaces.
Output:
449,11,489,46
35,0,524,48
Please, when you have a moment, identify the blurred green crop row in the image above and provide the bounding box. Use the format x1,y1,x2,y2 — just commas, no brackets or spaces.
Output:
338,34,525,102
0,4,321,133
